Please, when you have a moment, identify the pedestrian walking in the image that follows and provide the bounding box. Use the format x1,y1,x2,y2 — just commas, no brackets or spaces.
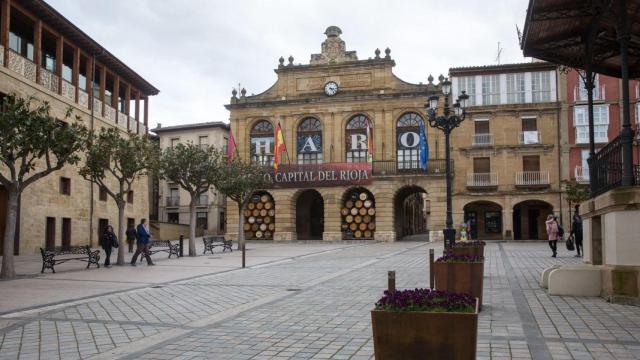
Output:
570,205,583,257
131,218,154,266
126,224,137,253
100,225,118,267
545,214,559,257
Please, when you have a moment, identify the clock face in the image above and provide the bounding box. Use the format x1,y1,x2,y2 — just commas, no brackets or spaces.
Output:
324,81,338,96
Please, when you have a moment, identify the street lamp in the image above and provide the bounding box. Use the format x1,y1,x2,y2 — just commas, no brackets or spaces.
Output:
426,78,469,249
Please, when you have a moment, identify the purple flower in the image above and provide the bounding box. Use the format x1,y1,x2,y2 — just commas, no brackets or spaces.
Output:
452,240,486,247
435,254,484,263
375,288,476,313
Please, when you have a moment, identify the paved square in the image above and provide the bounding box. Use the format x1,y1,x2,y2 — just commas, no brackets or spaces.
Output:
1,241,640,359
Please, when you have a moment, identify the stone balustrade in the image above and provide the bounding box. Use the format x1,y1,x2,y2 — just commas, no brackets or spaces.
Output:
8,51,36,82
61,80,75,101
38,68,59,93
78,89,89,108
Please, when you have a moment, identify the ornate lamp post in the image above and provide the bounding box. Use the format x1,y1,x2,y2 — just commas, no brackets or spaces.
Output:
426,78,469,249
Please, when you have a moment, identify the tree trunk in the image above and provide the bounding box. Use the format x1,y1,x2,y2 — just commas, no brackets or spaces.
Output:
116,201,126,265
238,203,245,268
189,198,196,257
0,190,19,279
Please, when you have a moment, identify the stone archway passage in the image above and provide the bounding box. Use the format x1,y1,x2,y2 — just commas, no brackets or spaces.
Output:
394,186,429,240
341,188,375,240
244,192,275,240
296,190,324,240
463,201,503,240
512,200,554,240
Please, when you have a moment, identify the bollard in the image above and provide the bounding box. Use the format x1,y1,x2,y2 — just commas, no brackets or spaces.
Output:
242,243,246,268
179,235,184,257
388,271,396,293
429,249,435,290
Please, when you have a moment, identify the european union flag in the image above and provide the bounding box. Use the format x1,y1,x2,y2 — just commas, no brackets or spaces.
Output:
419,121,428,170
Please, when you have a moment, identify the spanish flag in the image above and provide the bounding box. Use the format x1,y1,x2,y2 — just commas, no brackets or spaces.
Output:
273,122,287,171
226,128,237,161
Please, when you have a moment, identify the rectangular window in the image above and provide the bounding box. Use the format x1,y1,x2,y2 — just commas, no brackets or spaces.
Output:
481,75,500,105
223,137,228,154
127,191,134,204
474,119,490,134
532,71,551,102
473,157,490,173
458,76,476,106
578,74,600,101
99,187,108,201
522,117,537,131
170,138,179,147
199,136,209,148
60,177,71,195
167,212,179,224
196,212,208,230
506,73,525,104
574,105,609,143
45,217,56,249
523,155,540,172
484,211,502,234
61,218,71,248
220,211,225,231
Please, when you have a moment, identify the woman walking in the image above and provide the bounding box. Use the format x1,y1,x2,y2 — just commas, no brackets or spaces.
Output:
570,205,583,257
100,225,119,267
545,214,559,257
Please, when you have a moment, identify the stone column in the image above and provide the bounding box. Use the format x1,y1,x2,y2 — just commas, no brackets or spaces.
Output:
322,189,342,241
273,189,295,241
373,185,395,242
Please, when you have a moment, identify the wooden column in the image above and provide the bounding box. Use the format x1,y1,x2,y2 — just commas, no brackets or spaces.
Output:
56,35,63,94
33,20,41,82
99,65,106,116
143,96,149,136
135,92,140,134
113,75,119,124
86,55,94,102
1,0,10,67
72,47,79,103
124,83,131,129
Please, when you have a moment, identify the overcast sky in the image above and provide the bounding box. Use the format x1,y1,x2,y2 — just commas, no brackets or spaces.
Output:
48,0,531,128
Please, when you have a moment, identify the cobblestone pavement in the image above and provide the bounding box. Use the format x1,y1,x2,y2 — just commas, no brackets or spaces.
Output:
1,241,640,360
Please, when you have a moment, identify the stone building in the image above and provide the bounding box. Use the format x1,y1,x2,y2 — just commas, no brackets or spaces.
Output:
226,26,452,242
0,0,158,254
152,122,229,235
450,62,565,240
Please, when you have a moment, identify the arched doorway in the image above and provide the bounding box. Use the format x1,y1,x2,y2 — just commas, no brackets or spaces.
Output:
243,191,275,240
513,200,553,240
394,186,429,240
296,190,324,240
341,187,375,240
463,201,503,240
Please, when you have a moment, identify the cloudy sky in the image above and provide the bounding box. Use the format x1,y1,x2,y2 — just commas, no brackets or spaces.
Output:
48,0,531,128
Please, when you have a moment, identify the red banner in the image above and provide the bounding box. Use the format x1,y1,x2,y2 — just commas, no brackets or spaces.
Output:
270,163,372,188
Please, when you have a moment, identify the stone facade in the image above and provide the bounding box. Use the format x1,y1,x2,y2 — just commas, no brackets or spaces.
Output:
0,0,157,254
152,122,229,235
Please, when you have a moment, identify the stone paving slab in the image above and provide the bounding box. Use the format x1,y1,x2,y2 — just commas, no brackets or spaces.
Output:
1,241,640,359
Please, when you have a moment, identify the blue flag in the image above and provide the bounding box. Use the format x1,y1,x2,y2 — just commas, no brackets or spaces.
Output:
419,121,428,170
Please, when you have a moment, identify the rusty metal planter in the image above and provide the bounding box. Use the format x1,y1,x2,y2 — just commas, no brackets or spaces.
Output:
371,299,478,360
448,243,485,258
434,260,484,309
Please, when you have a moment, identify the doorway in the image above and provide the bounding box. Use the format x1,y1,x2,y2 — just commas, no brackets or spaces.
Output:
296,190,324,240
394,186,429,240
62,218,71,248
45,217,56,249
512,200,553,240
98,218,109,242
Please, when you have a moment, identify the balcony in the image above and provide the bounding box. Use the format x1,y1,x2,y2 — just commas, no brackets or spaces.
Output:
372,159,450,176
575,166,590,183
197,195,209,206
78,89,89,108
519,131,541,145
515,171,550,188
38,68,59,93
574,85,605,102
105,104,116,123
166,197,180,207
61,80,75,102
129,118,138,132
93,99,102,116
117,112,128,130
466,173,498,189
8,51,36,82
472,133,493,147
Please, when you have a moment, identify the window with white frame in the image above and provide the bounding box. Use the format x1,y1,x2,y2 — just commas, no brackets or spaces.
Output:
574,105,609,143
481,75,500,105
578,73,600,101
458,76,476,106
532,71,552,102
636,102,640,124
506,73,525,104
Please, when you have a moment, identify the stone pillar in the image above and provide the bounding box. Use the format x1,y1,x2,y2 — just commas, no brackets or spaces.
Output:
503,209,513,240
373,187,395,242
322,189,342,241
273,189,295,241
225,200,239,241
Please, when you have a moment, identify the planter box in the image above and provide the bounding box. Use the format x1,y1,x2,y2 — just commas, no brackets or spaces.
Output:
434,261,484,309
448,243,485,258
371,299,478,360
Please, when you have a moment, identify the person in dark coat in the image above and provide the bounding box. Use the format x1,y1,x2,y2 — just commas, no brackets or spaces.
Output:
100,225,118,267
131,218,154,266
570,205,584,257
125,224,137,253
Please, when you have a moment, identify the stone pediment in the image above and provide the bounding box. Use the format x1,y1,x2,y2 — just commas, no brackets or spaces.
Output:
310,26,358,65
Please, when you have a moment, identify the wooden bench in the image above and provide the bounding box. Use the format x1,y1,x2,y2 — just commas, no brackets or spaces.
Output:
40,246,101,273
139,240,180,262
202,236,233,254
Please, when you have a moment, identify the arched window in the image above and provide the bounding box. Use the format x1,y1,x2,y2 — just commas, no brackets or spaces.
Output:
396,113,425,170
345,115,372,163
297,117,322,164
250,120,274,165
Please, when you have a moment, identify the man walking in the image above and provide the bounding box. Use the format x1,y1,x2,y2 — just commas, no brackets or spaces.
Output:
131,218,154,266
